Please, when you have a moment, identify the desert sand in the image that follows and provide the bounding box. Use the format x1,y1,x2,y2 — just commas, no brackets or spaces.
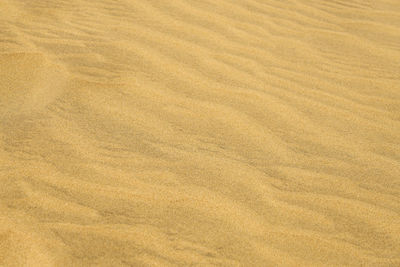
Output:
1,0,400,266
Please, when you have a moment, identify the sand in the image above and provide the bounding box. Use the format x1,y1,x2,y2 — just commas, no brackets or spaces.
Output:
1,0,400,266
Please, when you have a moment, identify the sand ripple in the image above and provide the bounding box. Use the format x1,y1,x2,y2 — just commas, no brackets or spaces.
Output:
1,0,400,266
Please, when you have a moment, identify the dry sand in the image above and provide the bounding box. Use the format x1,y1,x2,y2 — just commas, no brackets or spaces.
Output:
1,0,400,266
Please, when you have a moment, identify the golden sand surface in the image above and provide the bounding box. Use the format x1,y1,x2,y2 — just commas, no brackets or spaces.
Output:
1,0,400,266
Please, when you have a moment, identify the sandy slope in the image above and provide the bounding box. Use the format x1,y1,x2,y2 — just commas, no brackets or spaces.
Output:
1,0,400,266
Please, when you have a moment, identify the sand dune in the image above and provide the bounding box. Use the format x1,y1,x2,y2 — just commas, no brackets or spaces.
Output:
1,0,400,266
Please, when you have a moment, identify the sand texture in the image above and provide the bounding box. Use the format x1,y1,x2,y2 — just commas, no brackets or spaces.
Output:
1,0,400,266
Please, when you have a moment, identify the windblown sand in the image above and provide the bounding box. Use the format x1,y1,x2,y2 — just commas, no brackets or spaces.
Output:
1,0,400,266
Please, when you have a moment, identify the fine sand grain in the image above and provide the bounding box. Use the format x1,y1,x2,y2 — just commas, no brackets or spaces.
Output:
1,0,400,266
